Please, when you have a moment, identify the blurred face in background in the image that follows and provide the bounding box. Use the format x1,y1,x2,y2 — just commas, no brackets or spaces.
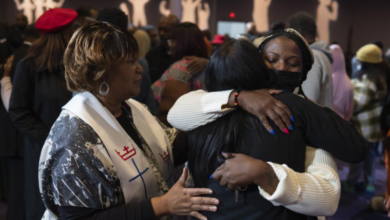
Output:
158,18,177,49
147,29,159,47
16,14,27,31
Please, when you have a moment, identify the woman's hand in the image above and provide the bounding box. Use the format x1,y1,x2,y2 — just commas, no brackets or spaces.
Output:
184,56,209,75
152,168,219,220
212,153,279,195
1,55,14,78
228,89,293,134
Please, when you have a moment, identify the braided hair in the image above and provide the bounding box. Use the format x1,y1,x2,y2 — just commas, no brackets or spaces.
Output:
257,28,314,84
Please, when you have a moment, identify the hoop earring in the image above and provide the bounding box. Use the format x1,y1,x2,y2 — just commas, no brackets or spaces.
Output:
99,80,110,96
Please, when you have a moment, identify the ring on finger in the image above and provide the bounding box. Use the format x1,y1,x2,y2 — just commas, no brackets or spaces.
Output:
239,186,248,191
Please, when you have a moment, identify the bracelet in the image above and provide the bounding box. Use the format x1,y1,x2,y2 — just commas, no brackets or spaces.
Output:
234,87,242,106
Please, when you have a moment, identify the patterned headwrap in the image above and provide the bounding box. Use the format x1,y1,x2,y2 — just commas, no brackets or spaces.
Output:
257,28,314,83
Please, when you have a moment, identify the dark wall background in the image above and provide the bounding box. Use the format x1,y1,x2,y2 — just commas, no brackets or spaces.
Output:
1,0,389,53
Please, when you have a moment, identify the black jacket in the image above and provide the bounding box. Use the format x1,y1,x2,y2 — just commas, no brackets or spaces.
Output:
0,30,18,157
145,44,173,83
9,57,72,154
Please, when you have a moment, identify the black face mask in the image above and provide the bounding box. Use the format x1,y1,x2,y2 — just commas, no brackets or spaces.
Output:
269,69,302,92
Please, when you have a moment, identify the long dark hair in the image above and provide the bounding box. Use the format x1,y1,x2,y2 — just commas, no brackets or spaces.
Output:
188,40,274,187
26,26,73,73
171,22,208,61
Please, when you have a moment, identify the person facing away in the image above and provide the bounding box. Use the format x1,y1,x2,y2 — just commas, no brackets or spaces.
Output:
330,44,354,121
186,39,365,220
287,12,334,109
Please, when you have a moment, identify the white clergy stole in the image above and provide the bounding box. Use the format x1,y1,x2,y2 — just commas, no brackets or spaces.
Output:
63,92,174,204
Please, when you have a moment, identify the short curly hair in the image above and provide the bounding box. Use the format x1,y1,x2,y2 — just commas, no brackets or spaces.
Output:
64,21,138,93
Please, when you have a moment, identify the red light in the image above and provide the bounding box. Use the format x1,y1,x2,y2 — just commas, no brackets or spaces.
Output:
229,12,236,18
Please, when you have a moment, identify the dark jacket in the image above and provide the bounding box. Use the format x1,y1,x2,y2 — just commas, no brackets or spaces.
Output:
145,44,173,83
190,93,366,220
0,43,30,157
9,57,72,149
133,58,158,116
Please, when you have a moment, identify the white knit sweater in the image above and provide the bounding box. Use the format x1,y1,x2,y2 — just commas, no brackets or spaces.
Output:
167,89,341,216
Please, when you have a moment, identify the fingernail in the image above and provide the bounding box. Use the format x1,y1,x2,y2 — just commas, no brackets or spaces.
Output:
210,174,213,179
283,90,286,93
211,206,217,211
221,151,226,154
290,115,295,123
214,200,219,204
270,129,275,135
208,190,213,194
289,124,294,131
284,127,290,135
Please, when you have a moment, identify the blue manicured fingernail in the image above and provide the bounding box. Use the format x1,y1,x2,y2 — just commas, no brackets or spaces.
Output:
290,115,295,123
283,90,287,93
210,174,213,179
221,151,226,154
270,129,275,135
289,124,294,131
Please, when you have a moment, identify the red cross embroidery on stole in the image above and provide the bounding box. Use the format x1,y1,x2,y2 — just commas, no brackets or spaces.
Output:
115,146,136,161
159,150,169,163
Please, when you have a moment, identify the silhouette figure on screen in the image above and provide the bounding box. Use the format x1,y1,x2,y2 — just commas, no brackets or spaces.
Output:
197,2,210,30
120,2,131,24
159,0,171,16
14,0,35,24
128,0,149,27
33,0,45,21
317,0,338,43
46,0,65,8
181,0,201,23
252,0,272,33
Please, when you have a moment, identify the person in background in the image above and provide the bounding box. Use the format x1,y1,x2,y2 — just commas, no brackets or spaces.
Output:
344,44,387,194
75,5,98,28
351,40,384,79
10,24,41,76
0,26,39,219
6,14,27,50
0,54,26,220
8,9,76,220
97,7,158,116
211,34,226,53
330,44,354,121
39,21,219,220
144,25,159,48
0,23,11,68
134,29,151,58
287,12,334,108
152,22,208,126
146,15,180,83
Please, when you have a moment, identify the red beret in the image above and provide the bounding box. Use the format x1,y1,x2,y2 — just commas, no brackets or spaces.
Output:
35,8,78,34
